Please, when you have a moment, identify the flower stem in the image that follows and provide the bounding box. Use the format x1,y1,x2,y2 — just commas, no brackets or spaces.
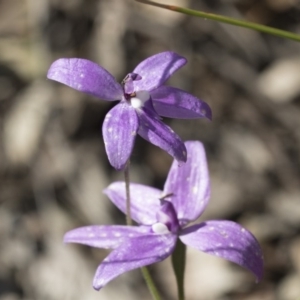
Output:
141,267,162,300
171,239,186,300
135,0,300,43
124,161,162,300
124,161,132,226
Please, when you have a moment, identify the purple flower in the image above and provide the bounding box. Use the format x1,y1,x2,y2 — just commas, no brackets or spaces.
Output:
47,52,211,170
64,141,263,290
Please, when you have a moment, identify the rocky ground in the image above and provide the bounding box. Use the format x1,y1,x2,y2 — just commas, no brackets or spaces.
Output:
1,0,300,299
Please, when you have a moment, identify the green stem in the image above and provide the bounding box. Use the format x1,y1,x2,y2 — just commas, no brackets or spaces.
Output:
124,162,161,300
171,239,186,300
141,267,162,300
136,0,300,43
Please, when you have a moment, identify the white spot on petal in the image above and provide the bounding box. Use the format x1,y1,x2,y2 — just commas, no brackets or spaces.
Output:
114,232,121,237
192,186,198,194
131,97,143,109
80,73,85,78
152,223,170,234
131,90,150,109
220,230,228,238
108,127,113,133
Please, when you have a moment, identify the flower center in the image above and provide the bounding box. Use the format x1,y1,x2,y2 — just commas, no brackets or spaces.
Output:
122,72,141,95
155,200,180,234
122,73,151,108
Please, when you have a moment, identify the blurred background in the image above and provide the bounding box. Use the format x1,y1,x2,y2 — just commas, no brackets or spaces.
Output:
1,0,300,299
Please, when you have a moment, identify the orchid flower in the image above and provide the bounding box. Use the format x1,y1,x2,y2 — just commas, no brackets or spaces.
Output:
47,52,211,170
64,141,263,290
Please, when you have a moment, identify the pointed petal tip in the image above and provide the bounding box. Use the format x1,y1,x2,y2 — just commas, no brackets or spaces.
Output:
254,255,264,283
177,151,187,165
138,107,187,164
256,271,264,283
150,51,187,67
110,161,126,171
184,140,207,155
63,229,80,244
103,181,125,191
63,231,80,245
174,142,187,164
93,277,104,291
102,182,124,199
47,59,61,79
102,187,109,196
63,231,71,243
203,103,213,121
173,143,188,165
197,100,212,121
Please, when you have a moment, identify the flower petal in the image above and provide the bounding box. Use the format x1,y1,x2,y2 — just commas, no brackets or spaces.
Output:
151,86,212,120
179,221,264,281
103,103,139,170
103,182,162,225
133,52,187,91
163,141,210,224
64,225,150,249
47,58,123,100
93,233,177,290
138,107,187,163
